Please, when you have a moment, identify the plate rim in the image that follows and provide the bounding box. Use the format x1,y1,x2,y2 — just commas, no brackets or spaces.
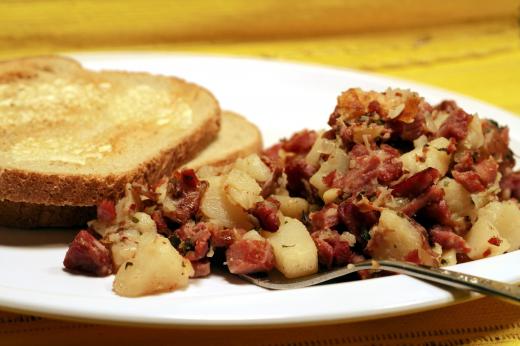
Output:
1,51,518,328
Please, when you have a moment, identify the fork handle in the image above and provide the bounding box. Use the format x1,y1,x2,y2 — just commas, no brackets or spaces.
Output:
373,260,520,305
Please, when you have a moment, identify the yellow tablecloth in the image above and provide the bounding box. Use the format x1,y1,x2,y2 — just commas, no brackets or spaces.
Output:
1,1,519,345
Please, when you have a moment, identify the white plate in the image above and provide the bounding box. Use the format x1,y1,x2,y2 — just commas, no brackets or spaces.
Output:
1,53,519,327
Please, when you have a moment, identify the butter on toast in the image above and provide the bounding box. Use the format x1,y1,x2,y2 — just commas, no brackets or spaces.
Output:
0,111,262,228
0,56,221,209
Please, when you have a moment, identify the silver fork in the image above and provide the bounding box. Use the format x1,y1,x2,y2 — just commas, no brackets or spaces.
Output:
239,260,520,305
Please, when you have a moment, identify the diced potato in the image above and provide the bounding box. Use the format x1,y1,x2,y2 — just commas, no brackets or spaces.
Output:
242,230,264,241
153,178,169,205
109,228,141,269
470,175,501,209
322,188,341,204
224,168,263,210
461,115,484,150
465,217,510,260
432,110,449,130
305,135,336,166
488,201,520,250
114,184,140,223
309,146,348,197
271,195,309,219
366,209,439,266
412,135,428,148
262,217,318,279
128,212,158,234
465,201,520,260
196,164,231,179
351,123,386,144
400,137,451,176
439,178,475,219
200,175,253,229
113,233,193,297
233,154,272,183
440,248,457,266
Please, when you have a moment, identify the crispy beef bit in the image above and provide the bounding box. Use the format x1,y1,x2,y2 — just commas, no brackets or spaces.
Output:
377,145,403,184
388,115,426,142
333,239,354,266
250,198,281,232
397,94,423,123
404,249,421,264
63,230,113,276
387,101,430,142
367,100,386,116
500,171,520,200
337,200,379,245
322,129,337,140
430,226,470,253
323,170,344,189
435,100,459,113
421,199,454,228
261,166,283,198
436,107,472,141
392,168,440,198
173,222,215,261
474,157,499,186
262,143,283,164
401,186,444,217
488,236,502,246
312,236,334,268
151,210,169,234
481,120,514,175
330,88,367,124
453,150,474,172
452,171,486,193
226,239,275,274
336,122,355,147
281,130,318,154
210,227,247,248
388,98,432,142
129,185,145,212
190,259,211,278
311,229,356,268
451,151,495,193
309,204,339,231
333,144,380,196
97,200,116,223
284,157,317,197
163,169,208,224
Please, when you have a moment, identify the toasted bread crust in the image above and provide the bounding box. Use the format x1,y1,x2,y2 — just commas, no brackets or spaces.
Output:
0,112,219,206
0,200,95,228
184,111,263,169
0,56,221,206
0,111,261,228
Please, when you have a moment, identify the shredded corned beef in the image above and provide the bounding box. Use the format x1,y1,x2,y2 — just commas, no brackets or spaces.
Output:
64,87,520,296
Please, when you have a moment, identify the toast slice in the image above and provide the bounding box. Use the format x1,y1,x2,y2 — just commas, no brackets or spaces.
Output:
0,56,221,207
183,111,262,169
0,111,262,228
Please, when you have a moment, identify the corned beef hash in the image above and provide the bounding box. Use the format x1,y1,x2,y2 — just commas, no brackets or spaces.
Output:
64,88,520,297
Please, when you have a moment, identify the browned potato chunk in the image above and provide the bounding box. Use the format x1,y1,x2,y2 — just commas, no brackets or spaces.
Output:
262,217,318,278
465,201,519,259
113,233,193,297
366,209,439,266
271,195,309,219
224,168,262,210
401,137,451,176
200,175,253,229
309,145,348,196
233,154,272,183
